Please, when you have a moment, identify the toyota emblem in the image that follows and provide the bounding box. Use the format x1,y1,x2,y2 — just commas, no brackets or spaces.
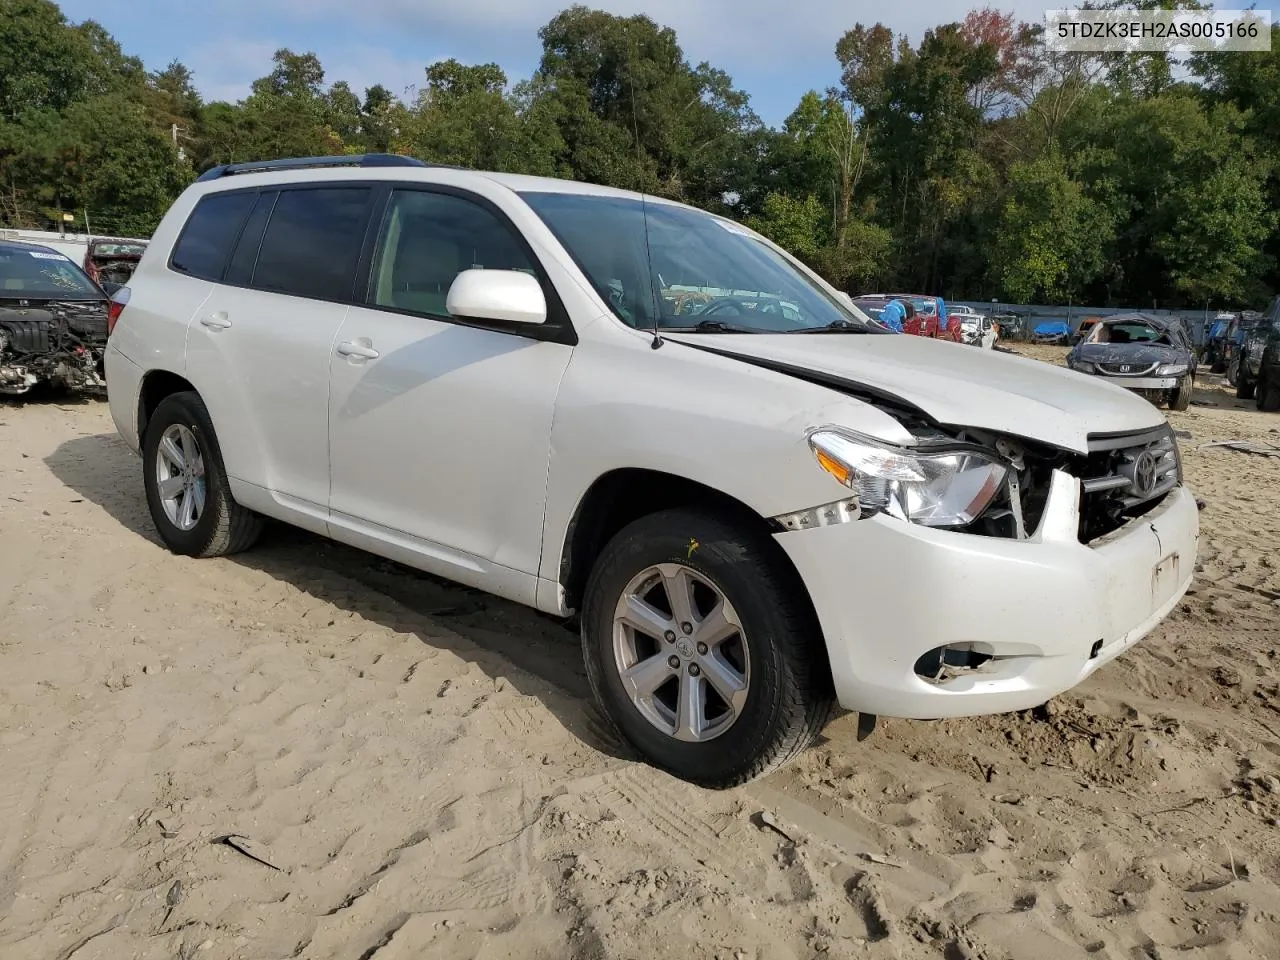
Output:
1132,451,1157,498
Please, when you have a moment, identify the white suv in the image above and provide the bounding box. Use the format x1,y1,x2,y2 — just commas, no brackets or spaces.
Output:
105,154,1199,787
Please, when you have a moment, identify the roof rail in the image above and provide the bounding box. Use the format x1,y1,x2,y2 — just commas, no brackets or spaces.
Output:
196,153,429,183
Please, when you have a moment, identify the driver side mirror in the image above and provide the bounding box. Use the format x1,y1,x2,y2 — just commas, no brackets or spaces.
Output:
99,280,121,296
446,268,547,325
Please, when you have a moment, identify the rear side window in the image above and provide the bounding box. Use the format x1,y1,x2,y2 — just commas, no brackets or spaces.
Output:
224,191,277,287
170,191,256,280
252,187,372,301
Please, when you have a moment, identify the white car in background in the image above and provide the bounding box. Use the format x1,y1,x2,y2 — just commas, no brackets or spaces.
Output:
103,154,1199,788
951,305,998,349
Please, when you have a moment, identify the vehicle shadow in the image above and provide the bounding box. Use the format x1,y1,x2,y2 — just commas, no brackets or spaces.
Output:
44,431,634,765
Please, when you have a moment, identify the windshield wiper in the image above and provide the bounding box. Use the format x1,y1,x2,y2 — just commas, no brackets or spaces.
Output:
783,319,872,333
662,320,761,334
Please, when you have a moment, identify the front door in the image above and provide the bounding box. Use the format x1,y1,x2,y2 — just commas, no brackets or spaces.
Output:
326,186,574,603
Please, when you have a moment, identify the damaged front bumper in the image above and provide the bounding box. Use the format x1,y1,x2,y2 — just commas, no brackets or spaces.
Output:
1090,374,1180,391
775,472,1199,719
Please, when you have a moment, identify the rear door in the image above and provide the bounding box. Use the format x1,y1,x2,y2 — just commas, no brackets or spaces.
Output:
184,184,377,521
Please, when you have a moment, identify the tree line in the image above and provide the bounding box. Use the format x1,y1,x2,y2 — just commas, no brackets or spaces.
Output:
1,0,1278,308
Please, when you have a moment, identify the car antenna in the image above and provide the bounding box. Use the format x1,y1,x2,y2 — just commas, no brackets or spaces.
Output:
640,193,663,350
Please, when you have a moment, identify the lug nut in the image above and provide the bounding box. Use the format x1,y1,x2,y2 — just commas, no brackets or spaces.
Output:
681,622,692,634
664,630,676,642
667,655,680,669
688,663,701,676
696,642,708,655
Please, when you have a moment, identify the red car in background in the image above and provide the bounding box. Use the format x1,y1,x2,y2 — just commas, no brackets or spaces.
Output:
82,238,147,290
851,293,962,342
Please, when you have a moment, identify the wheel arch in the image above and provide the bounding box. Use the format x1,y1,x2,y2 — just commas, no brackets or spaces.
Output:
556,468,831,687
137,369,198,444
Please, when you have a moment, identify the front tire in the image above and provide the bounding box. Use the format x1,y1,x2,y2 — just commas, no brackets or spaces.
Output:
1236,364,1256,400
142,391,262,557
581,508,833,788
1169,375,1193,411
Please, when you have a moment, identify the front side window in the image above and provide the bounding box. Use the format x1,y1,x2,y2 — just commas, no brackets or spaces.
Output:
519,192,876,334
369,189,538,319
0,247,102,299
252,187,372,301
170,191,256,281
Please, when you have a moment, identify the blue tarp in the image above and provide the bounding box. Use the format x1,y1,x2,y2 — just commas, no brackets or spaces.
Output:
1033,320,1071,336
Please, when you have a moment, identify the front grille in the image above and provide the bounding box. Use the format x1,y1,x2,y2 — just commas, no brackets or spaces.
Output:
1096,361,1158,376
1077,425,1181,542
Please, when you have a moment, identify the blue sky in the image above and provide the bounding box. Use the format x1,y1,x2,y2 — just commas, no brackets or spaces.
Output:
51,0,1059,127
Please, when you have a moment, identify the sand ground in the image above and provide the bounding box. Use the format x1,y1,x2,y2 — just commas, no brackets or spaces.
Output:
1,347,1278,960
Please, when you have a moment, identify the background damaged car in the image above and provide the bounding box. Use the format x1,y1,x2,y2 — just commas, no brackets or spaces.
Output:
1066,312,1197,411
82,238,147,292
0,241,110,396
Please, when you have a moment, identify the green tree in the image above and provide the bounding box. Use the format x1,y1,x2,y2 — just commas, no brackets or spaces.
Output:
989,153,1113,302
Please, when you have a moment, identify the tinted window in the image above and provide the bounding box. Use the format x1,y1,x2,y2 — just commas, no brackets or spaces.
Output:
170,191,256,280
369,190,537,319
0,246,102,299
224,191,277,287
520,191,875,334
253,187,372,301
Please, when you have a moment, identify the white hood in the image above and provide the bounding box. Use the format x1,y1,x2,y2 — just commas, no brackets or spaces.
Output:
667,332,1166,453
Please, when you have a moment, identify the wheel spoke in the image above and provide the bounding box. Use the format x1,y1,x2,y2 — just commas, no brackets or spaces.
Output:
157,475,185,499
619,594,674,643
177,491,196,529
621,652,674,699
674,672,706,741
692,599,740,648
159,436,185,472
179,428,199,467
700,650,747,712
658,565,697,627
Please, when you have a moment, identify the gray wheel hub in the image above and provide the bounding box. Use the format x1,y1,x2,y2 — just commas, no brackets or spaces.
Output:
155,423,207,532
610,562,751,743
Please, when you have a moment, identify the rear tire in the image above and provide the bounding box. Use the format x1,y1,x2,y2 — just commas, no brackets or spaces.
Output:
581,508,834,788
142,391,262,558
1258,370,1280,412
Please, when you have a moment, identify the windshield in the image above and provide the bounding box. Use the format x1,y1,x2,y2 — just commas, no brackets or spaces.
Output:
91,242,146,258
0,247,102,299
1089,321,1171,345
519,191,876,333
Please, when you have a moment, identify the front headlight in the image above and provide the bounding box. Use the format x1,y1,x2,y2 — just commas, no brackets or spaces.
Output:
1156,363,1188,376
807,429,1008,528
1070,359,1095,374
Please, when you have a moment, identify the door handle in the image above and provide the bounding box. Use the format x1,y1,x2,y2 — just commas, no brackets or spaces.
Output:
200,313,232,329
336,339,380,360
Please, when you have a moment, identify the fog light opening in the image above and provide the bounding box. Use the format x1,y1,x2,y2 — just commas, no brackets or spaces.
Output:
914,644,994,683
1089,639,1103,660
